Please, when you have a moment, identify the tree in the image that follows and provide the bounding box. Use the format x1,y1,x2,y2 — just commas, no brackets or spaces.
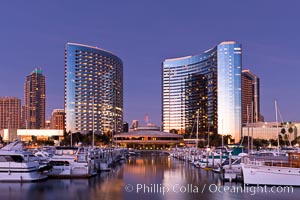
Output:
288,127,294,146
170,129,178,134
60,131,72,146
292,136,300,146
269,139,278,146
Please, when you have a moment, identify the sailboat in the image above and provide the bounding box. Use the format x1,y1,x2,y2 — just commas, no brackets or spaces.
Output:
241,100,300,186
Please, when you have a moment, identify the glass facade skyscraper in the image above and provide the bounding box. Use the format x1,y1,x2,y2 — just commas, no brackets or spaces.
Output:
162,49,217,135
217,42,242,141
65,43,123,134
162,41,242,141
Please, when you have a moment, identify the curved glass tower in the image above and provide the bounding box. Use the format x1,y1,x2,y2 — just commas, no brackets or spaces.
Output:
65,43,123,134
217,41,242,141
162,41,242,141
162,48,218,134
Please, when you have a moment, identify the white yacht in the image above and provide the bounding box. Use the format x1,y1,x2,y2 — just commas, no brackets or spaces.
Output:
0,142,47,182
241,152,300,186
47,147,97,178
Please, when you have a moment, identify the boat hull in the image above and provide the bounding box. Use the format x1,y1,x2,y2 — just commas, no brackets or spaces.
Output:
0,163,47,182
241,163,300,186
47,163,97,178
0,169,47,182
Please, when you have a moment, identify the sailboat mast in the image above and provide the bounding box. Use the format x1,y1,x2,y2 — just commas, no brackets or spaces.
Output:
222,119,224,148
196,109,199,148
92,96,95,148
207,120,210,148
251,101,254,153
247,105,250,155
275,100,279,149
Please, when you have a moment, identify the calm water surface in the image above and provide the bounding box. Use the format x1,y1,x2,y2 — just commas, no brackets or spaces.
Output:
0,156,299,200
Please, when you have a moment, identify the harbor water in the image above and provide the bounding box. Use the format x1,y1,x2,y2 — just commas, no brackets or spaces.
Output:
1,155,299,200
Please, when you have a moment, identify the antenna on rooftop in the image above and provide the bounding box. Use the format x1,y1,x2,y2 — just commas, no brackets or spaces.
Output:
145,112,150,125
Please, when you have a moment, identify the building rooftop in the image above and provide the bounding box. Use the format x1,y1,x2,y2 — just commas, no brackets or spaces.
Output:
32,68,43,74
164,55,192,62
114,130,183,138
219,41,237,45
66,42,119,59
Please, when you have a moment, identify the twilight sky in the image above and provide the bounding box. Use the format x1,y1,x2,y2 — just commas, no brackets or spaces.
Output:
0,1,299,126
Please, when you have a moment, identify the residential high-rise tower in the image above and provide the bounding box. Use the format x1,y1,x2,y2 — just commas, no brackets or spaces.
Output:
24,68,46,129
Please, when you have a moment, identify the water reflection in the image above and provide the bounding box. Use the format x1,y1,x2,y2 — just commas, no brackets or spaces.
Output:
0,156,299,200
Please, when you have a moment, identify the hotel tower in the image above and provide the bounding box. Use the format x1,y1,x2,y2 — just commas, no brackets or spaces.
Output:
64,43,123,134
162,41,242,141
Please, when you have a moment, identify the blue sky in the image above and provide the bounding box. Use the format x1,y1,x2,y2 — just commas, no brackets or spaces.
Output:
0,0,299,126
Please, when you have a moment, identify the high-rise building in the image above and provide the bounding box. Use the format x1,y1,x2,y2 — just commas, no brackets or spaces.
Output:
24,68,46,129
123,122,129,133
64,43,123,134
242,69,262,124
0,97,21,129
45,120,51,129
50,109,65,130
21,105,26,129
130,120,139,131
162,41,242,141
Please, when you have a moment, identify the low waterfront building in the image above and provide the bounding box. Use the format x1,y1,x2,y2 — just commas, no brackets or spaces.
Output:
0,129,64,142
242,122,298,140
0,129,18,142
113,124,184,149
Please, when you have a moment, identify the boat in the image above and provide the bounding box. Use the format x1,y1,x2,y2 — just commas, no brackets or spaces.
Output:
0,141,48,182
203,150,229,168
47,147,97,178
193,159,210,168
222,153,248,181
99,161,111,172
241,151,300,186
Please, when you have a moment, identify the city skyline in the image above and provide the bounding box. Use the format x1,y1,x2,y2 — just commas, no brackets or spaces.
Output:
0,1,299,126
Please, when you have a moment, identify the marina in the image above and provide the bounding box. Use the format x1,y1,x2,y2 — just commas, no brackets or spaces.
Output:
1,141,300,187
170,146,300,186
0,154,299,200
0,141,128,181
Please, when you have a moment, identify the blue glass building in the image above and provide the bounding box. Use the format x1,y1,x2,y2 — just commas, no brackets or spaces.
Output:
162,41,242,141
217,42,242,141
64,43,123,134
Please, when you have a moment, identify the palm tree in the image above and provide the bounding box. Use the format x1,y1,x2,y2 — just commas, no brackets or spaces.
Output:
281,128,288,146
288,127,294,146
